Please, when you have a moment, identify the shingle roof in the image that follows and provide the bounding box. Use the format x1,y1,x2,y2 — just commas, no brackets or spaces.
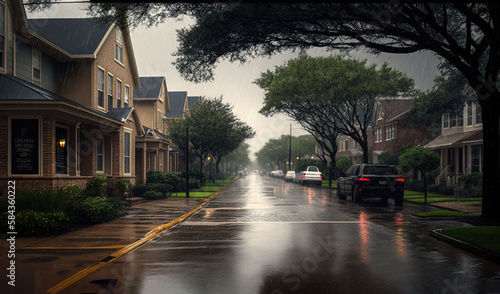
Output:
134,77,164,99
27,18,112,55
377,99,414,123
166,91,188,118
107,107,134,122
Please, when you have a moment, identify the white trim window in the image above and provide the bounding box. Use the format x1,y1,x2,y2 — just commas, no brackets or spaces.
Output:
375,128,382,143
476,103,482,125
96,137,104,173
124,85,130,107
98,68,104,108
116,79,122,108
107,73,113,109
157,109,163,131
0,2,5,70
443,113,449,129
467,103,473,126
385,124,395,141
124,131,131,174
32,49,41,83
115,28,123,64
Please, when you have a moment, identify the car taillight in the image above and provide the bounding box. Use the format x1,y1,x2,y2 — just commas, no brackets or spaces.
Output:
396,178,404,182
358,177,370,182
320,173,322,179
302,174,306,178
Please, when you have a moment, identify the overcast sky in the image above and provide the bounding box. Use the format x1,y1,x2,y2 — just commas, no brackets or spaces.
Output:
28,3,441,161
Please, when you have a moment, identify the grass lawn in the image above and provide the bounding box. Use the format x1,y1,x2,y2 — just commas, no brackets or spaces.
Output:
404,190,480,204
440,226,500,255
199,186,221,192
322,180,337,188
170,191,214,198
414,210,474,218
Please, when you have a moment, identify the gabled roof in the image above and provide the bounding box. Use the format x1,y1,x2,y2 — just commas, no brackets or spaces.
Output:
140,125,168,140
27,18,111,55
187,96,201,110
107,107,134,122
166,91,188,118
134,77,165,99
375,98,414,125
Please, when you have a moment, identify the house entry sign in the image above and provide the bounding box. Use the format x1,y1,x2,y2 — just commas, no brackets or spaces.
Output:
11,119,39,175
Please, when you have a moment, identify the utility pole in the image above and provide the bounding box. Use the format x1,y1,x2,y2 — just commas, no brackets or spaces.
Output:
289,123,292,171
185,125,189,198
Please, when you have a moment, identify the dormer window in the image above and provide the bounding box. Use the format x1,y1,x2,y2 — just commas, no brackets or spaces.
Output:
115,29,123,64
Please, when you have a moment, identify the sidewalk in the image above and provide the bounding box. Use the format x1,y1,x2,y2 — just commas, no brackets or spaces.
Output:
0,196,208,294
430,201,482,214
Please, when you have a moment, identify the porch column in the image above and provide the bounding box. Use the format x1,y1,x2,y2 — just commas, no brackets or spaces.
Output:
112,130,122,176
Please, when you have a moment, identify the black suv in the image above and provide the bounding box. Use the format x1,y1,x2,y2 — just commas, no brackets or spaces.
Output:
337,164,405,206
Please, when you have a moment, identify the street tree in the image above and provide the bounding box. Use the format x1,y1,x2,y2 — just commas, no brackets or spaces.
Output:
399,146,441,204
256,55,413,187
63,2,500,217
336,157,352,174
168,97,253,183
227,143,251,173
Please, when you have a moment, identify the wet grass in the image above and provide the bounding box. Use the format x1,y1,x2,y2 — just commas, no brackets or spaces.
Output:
322,180,337,188
404,190,481,204
199,186,221,192
440,226,500,255
170,192,214,198
414,210,475,218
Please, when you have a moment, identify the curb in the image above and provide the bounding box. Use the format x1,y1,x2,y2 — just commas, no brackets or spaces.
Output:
47,179,234,294
430,229,500,265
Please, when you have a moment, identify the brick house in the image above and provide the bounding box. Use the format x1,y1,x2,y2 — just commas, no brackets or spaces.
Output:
371,98,430,163
424,102,483,185
133,76,171,183
0,0,144,195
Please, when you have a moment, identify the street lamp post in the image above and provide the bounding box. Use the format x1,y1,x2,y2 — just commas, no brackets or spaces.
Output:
185,125,189,198
289,124,292,171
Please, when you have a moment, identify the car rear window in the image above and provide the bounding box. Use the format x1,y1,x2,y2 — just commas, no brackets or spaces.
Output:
362,165,399,175
308,167,319,172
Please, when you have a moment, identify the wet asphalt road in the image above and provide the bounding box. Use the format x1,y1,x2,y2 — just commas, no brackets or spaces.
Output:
62,173,500,294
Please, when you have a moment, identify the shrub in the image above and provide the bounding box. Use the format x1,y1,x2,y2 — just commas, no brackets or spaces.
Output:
16,188,71,212
189,178,201,190
143,191,166,200
15,210,71,236
116,178,131,194
146,171,166,183
86,174,108,197
336,157,352,173
428,184,439,193
458,173,482,189
132,183,171,197
73,197,126,224
472,186,482,198
438,185,455,195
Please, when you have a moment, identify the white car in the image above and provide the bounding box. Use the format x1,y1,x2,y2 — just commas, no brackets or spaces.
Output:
298,166,323,186
285,171,296,182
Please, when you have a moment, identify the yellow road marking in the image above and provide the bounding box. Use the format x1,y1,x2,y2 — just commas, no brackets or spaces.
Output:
46,181,231,294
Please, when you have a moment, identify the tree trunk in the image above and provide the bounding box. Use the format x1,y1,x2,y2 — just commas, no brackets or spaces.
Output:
329,160,335,188
361,141,370,163
478,92,500,219
423,171,428,204
199,158,204,184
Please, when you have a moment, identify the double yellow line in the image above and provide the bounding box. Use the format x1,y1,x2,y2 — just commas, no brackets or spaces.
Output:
47,185,227,293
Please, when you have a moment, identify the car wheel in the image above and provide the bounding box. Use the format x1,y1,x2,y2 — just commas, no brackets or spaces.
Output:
352,188,362,203
337,185,346,200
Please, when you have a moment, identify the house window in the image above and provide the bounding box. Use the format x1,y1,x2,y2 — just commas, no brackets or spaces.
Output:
115,29,123,64
124,85,129,107
0,2,5,69
98,68,104,108
471,145,482,173
32,50,41,82
476,103,482,124
443,113,449,128
124,131,131,174
56,126,68,174
157,110,163,132
375,128,382,143
107,73,113,109
385,124,395,141
116,79,122,108
96,137,103,172
467,103,473,126
450,111,463,127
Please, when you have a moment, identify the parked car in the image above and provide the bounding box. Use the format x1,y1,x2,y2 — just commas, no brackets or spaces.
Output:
296,166,323,186
271,170,284,178
285,171,296,182
337,164,405,206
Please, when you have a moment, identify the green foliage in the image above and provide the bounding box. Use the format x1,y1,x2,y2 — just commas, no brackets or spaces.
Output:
438,185,455,195
458,172,482,189
116,178,131,194
132,183,172,197
16,188,70,212
14,210,72,236
86,174,108,196
378,152,400,165
335,157,352,173
73,197,126,224
399,146,440,174
143,191,166,200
